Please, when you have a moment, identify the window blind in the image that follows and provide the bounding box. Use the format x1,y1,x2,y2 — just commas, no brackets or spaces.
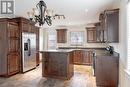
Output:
127,2,130,70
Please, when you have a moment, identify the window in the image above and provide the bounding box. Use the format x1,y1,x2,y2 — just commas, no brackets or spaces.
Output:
127,2,130,70
70,31,84,46
48,31,56,49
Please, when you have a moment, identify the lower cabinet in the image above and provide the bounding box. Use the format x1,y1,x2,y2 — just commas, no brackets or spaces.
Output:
95,54,119,87
83,51,93,65
73,50,83,64
73,50,93,65
42,52,74,79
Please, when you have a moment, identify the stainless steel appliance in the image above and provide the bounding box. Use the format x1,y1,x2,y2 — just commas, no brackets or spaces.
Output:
22,33,36,72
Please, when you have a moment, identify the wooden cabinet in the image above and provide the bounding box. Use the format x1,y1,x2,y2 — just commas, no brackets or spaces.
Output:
86,27,97,43
83,51,93,65
42,51,74,79
7,22,20,75
94,22,104,42
56,29,67,43
0,19,20,76
87,9,119,43
86,24,104,43
73,50,93,65
73,50,83,64
0,17,39,77
99,9,119,43
95,53,119,87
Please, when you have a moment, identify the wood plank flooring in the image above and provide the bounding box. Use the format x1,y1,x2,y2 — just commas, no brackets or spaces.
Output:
0,65,96,87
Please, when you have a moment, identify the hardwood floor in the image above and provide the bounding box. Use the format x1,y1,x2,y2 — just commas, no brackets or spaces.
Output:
0,64,96,87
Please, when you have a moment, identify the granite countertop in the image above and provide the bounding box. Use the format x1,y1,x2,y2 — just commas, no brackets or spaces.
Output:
39,49,74,53
58,47,106,50
94,49,119,57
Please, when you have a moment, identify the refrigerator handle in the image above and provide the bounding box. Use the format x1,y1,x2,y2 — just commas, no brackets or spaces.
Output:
27,39,31,56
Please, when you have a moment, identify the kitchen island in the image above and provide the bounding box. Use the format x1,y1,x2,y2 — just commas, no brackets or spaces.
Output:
40,50,74,80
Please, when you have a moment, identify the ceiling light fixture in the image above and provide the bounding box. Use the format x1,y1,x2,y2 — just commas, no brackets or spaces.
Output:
27,0,65,26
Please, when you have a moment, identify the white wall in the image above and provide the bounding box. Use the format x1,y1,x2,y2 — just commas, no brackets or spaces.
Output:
109,0,128,87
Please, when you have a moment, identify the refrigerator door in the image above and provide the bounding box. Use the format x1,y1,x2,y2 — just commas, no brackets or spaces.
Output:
28,33,36,71
22,33,36,72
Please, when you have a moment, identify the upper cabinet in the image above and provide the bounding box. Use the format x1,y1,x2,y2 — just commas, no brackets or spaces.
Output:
86,24,104,43
99,9,119,43
86,27,97,43
56,29,67,43
87,9,119,43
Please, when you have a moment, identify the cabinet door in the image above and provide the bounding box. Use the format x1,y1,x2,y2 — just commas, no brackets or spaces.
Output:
83,51,93,65
8,39,19,52
7,22,20,75
57,29,67,43
73,50,83,64
96,56,119,87
87,28,97,43
7,53,19,75
106,11,119,42
95,23,104,43
100,9,119,43
8,23,19,38
8,23,20,52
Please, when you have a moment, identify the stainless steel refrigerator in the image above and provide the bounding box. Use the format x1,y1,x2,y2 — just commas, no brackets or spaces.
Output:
22,33,36,72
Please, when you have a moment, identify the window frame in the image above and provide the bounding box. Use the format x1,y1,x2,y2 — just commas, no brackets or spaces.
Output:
69,31,84,46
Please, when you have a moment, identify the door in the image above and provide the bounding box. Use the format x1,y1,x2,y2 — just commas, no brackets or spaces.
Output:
28,33,36,70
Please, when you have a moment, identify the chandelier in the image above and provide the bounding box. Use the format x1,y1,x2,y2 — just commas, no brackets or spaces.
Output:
27,0,65,26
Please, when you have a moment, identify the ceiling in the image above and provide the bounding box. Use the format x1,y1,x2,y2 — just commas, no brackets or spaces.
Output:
15,0,117,27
